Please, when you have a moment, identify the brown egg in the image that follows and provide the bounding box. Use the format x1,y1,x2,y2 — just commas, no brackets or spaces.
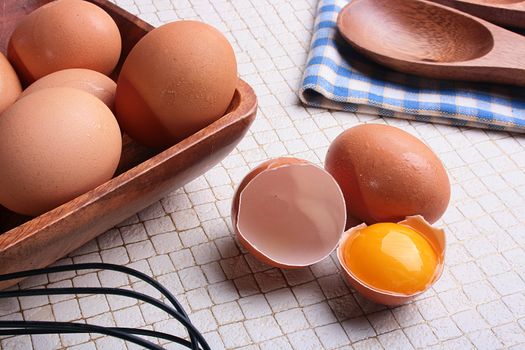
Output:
0,52,22,114
20,68,116,109
232,157,346,268
8,0,121,84
115,20,237,148
0,87,122,216
325,124,450,225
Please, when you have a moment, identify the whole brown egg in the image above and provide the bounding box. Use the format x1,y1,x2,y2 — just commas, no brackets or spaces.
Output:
0,87,122,216
325,124,450,226
8,0,121,84
20,68,117,109
115,20,237,148
0,52,22,114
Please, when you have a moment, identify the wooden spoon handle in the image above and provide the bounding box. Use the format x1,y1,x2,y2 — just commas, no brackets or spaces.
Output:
401,60,525,87
459,65,525,86
427,0,525,28
461,25,525,86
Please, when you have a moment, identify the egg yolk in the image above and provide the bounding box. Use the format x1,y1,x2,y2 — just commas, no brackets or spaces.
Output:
343,223,438,295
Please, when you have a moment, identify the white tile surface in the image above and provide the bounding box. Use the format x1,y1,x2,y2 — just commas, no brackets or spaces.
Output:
1,0,524,349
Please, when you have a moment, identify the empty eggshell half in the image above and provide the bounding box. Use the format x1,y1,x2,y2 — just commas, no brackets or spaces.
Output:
337,215,445,305
232,157,347,268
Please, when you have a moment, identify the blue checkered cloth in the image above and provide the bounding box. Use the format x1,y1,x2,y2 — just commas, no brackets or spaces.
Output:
300,0,525,132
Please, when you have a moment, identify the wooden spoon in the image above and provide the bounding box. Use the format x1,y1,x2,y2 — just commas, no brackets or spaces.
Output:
428,0,525,29
337,0,525,86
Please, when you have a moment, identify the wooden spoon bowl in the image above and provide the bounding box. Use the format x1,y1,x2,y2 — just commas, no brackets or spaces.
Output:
337,0,525,86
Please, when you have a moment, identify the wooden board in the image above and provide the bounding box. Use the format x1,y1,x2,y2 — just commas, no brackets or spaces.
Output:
0,0,257,289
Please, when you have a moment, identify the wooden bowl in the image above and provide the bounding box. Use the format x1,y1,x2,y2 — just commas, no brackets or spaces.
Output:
0,0,257,289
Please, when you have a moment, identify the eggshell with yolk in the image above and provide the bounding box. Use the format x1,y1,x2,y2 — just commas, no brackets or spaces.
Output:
337,215,445,305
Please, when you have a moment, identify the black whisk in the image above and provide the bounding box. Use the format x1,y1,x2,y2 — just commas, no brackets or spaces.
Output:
0,263,210,350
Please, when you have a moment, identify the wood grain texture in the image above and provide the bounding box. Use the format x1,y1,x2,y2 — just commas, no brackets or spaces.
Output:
0,0,257,289
337,0,525,86
428,0,525,29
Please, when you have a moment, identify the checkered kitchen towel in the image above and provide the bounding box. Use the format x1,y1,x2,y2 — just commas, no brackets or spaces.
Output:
300,0,525,132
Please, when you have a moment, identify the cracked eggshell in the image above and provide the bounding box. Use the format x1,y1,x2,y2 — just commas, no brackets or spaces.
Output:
232,157,347,269
337,215,445,305
20,68,116,109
